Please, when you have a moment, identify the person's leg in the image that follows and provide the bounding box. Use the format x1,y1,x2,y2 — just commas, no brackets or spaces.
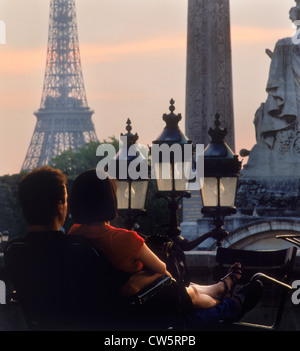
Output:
187,298,239,330
186,262,242,307
186,285,218,309
186,279,264,330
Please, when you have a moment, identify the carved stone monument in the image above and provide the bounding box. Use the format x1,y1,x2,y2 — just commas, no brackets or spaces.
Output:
242,2,300,177
238,2,300,216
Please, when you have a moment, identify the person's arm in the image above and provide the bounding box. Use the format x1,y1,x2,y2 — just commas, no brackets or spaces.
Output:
138,243,172,277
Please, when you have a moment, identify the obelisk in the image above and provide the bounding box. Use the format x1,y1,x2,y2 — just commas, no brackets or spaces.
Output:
185,0,235,151
181,0,235,240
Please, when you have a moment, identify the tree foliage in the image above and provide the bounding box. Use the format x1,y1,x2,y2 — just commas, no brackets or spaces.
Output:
0,172,28,239
50,137,119,176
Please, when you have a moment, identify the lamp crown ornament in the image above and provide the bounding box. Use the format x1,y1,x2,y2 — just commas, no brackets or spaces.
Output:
153,99,192,146
121,118,139,146
162,98,182,128
208,113,228,145
203,112,242,179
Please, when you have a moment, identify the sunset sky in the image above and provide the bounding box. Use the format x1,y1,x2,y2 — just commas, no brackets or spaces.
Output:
0,0,296,175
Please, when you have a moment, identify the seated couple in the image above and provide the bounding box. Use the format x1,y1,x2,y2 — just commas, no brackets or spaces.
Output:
6,166,263,330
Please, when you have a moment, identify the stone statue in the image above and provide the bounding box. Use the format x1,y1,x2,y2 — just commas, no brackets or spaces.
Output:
242,1,300,177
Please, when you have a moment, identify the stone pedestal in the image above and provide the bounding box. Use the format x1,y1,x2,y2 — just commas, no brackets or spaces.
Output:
236,177,300,217
181,176,300,250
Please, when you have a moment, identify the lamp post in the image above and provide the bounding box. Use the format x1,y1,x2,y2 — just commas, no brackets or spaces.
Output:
200,113,242,246
151,99,193,239
114,119,149,230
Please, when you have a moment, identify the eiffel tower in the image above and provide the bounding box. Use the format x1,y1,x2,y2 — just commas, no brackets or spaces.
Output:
21,0,98,171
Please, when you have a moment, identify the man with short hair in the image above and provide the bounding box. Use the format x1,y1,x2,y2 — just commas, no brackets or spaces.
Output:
18,166,68,231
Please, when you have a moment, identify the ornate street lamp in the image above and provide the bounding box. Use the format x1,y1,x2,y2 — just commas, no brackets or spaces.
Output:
200,113,242,246
151,99,193,238
114,119,149,230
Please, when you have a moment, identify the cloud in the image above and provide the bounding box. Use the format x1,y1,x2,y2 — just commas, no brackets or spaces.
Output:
0,46,45,75
0,88,39,108
80,33,186,64
0,33,186,76
231,25,292,43
0,25,293,77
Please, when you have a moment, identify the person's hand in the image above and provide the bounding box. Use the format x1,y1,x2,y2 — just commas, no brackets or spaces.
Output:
165,270,173,278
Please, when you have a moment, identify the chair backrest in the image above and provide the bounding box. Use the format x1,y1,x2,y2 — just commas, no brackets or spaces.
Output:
4,235,130,330
213,246,297,285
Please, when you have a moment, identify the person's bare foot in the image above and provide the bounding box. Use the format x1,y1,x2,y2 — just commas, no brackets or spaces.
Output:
217,262,243,300
187,263,243,303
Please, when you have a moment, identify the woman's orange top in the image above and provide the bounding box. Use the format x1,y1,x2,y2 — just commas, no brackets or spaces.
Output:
68,223,145,274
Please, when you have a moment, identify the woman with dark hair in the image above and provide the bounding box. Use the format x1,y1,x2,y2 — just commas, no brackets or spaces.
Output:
68,169,261,315
69,169,171,282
